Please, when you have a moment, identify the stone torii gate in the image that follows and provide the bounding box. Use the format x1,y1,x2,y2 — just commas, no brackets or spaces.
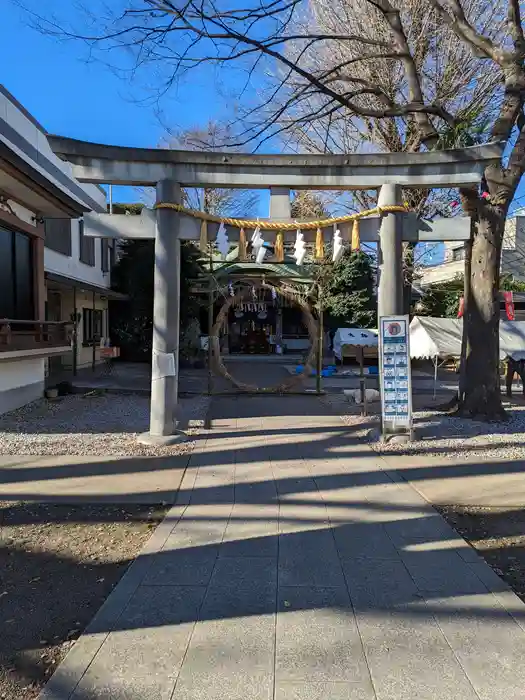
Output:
47,136,502,444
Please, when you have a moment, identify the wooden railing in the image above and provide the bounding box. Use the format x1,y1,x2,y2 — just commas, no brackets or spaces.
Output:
0,319,71,352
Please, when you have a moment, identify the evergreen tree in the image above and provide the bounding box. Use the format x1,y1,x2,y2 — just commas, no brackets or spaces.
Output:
111,238,203,361
313,250,376,330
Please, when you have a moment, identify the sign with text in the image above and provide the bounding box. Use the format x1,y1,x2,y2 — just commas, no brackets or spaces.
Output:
379,315,413,437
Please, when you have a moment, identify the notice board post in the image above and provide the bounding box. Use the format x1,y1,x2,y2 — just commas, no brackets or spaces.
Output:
379,315,413,442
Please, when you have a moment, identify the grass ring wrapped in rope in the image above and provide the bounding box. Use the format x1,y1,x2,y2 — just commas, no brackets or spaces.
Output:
210,282,319,393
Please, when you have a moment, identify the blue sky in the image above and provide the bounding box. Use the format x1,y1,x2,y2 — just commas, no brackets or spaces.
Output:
1,2,524,221
1,2,256,205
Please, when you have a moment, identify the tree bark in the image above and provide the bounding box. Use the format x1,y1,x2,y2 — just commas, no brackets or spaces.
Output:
458,219,473,404
458,193,506,419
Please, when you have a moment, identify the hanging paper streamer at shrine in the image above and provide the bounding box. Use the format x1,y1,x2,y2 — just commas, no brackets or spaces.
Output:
457,296,464,318
504,291,515,320
332,227,344,263
216,222,230,258
293,230,306,266
251,226,266,263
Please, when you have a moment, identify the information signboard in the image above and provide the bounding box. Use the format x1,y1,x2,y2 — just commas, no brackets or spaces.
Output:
379,315,413,438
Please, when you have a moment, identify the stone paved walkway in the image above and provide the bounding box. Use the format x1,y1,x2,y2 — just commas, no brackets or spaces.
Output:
41,395,525,699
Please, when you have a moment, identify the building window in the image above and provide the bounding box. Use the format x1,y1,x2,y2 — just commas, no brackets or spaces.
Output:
82,307,103,345
0,227,34,320
79,220,95,266
44,218,72,256
452,247,465,262
101,238,109,272
109,242,116,271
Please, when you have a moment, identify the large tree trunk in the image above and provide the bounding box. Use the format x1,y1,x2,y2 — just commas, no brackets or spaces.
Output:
402,242,415,317
458,194,506,419
458,222,472,403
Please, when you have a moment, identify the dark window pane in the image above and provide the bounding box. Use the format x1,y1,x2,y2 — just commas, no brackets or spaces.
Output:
14,232,33,319
83,308,91,343
101,238,109,272
79,220,95,266
94,309,103,339
44,219,72,256
109,243,116,271
83,307,103,344
0,228,14,318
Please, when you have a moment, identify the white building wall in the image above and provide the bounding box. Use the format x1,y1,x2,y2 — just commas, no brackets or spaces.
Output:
418,259,464,286
501,216,525,281
44,219,111,289
0,358,44,391
420,216,525,287
0,358,45,415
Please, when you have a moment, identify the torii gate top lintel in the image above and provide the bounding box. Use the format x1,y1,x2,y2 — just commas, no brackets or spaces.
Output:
47,134,503,189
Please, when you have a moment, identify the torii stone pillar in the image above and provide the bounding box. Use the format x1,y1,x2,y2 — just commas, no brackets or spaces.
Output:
138,179,186,445
269,187,291,350
377,184,404,318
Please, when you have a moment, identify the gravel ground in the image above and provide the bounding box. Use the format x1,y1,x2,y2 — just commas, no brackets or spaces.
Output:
0,393,211,457
437,505,525,604
0,502,167,700
324,393,525,461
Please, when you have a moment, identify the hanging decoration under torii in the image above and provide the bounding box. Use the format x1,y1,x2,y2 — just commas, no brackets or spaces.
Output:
160,201,409,264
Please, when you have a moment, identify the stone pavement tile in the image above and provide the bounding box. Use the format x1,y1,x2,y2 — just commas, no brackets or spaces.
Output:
71,586,205,700
342,558,422,609
174,561,276,700
310,470,382,495
275,681,375,700
210,556,277,586
400,549,489,597
173,669,273,700
279,503,330,533
357,617,480,700
73,675,174,699
279,529,345,587
333,522,402,561
177,502,233,520
401,537,482,564
343,557,513,699
189,475,235,504
384,513,457,545
270,459,308,474
142,540,219,586
221,510,279,558
425,594,525,700
162,523,227,549
234,480,278,504
276,586,370,684
197,555,277,620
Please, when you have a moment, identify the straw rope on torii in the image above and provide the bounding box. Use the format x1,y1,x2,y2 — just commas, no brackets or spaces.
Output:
154,202,409,261
154,202,407,229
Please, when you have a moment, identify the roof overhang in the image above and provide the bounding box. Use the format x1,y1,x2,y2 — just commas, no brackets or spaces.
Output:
45,272,128,300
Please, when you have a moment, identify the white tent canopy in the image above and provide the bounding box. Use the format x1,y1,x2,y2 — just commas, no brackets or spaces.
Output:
409,316,525,361
333,328,378,360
